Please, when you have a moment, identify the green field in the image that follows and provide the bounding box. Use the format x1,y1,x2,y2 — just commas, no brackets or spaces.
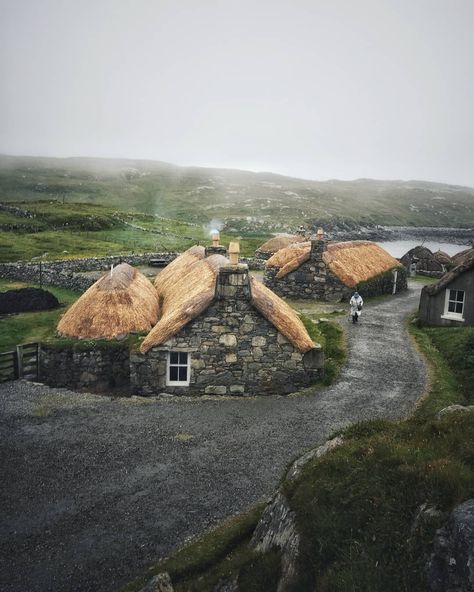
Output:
0,200,270,262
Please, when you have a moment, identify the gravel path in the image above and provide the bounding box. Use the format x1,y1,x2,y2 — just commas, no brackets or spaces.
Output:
0,283,427,592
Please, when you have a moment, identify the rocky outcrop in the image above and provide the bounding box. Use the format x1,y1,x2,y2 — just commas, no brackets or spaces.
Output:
248,437,344,592
436,405,474,419
427,499,474,592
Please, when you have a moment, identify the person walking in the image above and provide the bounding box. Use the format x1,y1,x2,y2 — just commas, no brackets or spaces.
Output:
350,291,364,324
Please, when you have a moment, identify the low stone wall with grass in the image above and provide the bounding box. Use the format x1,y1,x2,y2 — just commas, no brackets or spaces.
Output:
0,252,178,292
41,342,130,392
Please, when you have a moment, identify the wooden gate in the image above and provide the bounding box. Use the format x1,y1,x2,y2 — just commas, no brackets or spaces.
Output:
0,342,40,383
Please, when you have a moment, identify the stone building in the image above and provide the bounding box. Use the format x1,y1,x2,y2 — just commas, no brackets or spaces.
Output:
418,253,474,326
132,244,323,395
264,233,407,301
46,245,323,396
399,245,449,278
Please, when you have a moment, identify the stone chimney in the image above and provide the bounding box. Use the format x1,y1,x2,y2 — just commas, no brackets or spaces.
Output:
310,227,327,262
216,242,251,307
205,231,227,257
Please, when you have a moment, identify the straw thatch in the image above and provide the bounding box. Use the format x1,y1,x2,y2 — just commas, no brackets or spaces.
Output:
433,250,452,266
140,253,228,352
57,263,159,339
267,240,402,287
451,247,474,267
250,278,316,352
153,245,205,290
423,254,474,296
257,234,307,255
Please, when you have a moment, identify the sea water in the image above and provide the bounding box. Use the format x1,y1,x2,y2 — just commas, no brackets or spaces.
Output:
377,240,468,259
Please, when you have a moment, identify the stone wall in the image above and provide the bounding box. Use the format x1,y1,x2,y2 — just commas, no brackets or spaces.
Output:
0,252,178,293
41,343,130,392
131,265,323,396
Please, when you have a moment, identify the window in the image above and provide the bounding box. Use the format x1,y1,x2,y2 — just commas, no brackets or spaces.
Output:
167,351,190,386
442,289,465,320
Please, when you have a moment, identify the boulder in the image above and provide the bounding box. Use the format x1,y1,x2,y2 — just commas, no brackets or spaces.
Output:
426,499,474,592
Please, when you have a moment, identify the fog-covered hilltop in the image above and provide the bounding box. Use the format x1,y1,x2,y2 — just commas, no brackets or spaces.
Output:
1,154,474,231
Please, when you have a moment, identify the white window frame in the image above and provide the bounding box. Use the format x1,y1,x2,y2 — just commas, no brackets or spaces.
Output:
441,288,465,321
166,351,191,386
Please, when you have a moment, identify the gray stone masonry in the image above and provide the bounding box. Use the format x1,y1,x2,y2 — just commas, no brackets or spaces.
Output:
264,238,408,301
131,264,323,396
205,245,227,257
41,344,130,392
0,253,178,292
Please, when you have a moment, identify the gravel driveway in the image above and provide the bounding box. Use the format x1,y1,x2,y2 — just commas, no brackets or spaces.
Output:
0,283,427,592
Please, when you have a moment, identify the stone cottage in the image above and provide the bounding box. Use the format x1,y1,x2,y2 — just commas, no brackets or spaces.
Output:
47,245,323,395
399,245,448,278
264,232,407,301
132,244,323,395
418,253,474,326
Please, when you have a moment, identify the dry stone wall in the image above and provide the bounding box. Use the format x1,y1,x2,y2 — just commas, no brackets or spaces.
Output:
0,253,178,292
41,343,130,392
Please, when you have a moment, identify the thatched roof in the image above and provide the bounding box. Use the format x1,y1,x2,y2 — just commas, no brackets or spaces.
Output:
250,278,315,352
153,245,205,290
432,250,452,266
257,234,307,255
140,253,228,352
451,247,474,267
140,249,317,354
267,240,402,288
423,254,474,296
57,263,159,339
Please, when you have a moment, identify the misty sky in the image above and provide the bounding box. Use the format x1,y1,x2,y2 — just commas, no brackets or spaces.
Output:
1,0,473,186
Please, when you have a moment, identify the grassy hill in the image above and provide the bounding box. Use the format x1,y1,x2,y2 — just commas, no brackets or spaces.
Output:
0,201,269,262
2,154,474,231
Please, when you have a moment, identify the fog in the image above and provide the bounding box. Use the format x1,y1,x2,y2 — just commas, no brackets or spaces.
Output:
1,0,473,186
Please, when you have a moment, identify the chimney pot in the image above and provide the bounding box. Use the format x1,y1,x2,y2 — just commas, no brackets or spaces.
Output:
229,241,240,265
212,232,220,246
316,227,324,240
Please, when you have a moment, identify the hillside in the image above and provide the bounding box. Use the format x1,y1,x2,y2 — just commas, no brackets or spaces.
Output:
1,154,474,231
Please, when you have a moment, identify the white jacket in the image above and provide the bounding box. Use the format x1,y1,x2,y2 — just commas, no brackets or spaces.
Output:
350,294,363,315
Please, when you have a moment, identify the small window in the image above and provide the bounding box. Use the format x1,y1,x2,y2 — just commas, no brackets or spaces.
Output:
167,351,190,386
443,289,465,320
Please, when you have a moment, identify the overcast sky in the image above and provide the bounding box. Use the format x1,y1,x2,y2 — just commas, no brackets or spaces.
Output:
1,0,473,186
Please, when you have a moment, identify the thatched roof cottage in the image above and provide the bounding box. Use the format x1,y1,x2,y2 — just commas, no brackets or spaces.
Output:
399,246,448,277
264,233,406,301
255,234,307,260
418,255,474,326
50,246,323,396
132,244,322,395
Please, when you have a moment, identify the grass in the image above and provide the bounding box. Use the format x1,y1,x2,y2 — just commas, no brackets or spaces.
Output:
0,201,270,262
300,313,347,386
